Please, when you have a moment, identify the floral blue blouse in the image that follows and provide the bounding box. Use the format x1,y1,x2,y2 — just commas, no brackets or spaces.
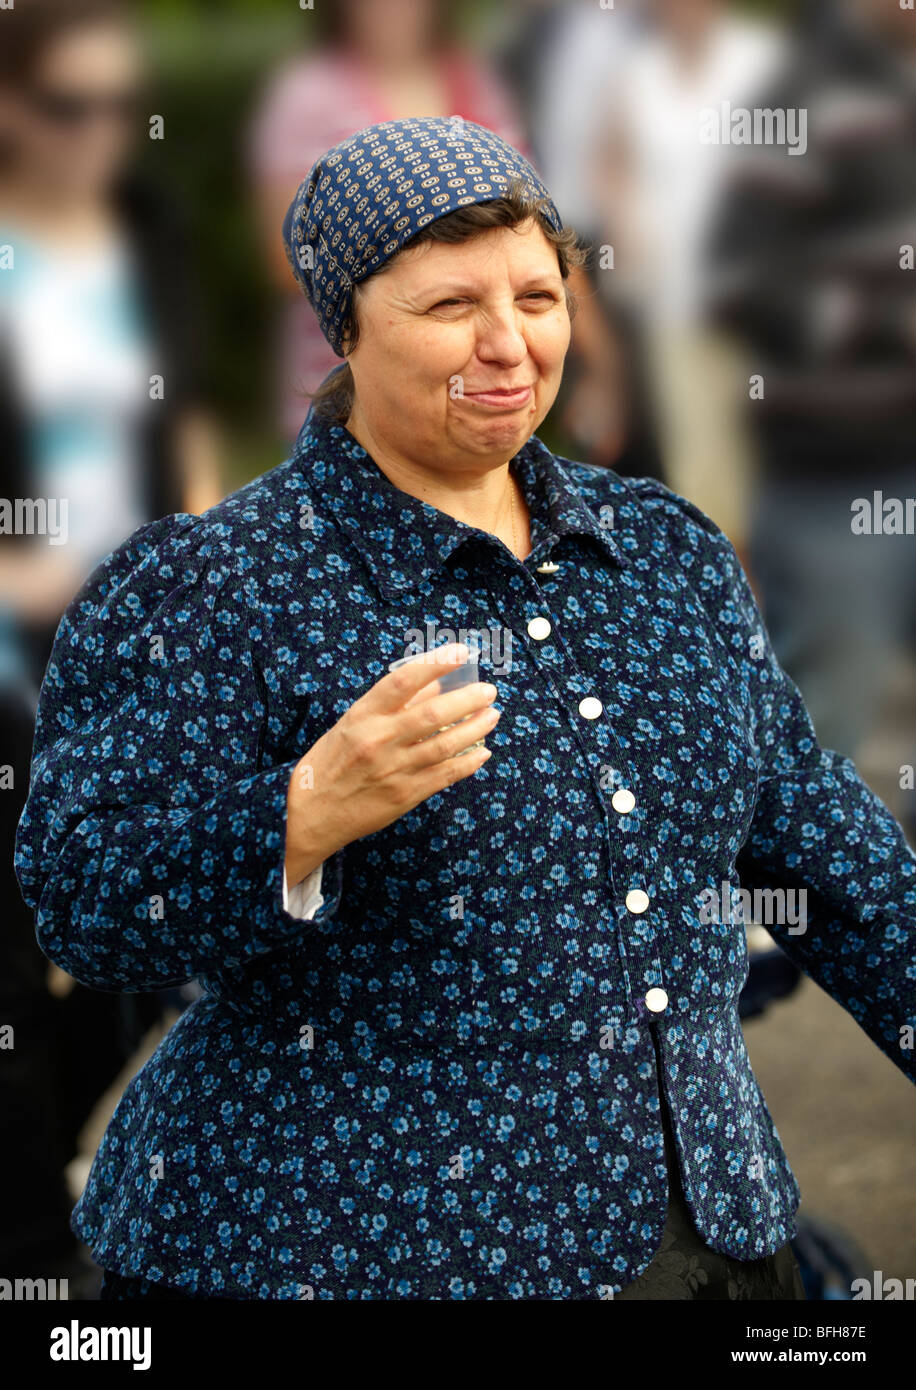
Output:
16,412,916,1299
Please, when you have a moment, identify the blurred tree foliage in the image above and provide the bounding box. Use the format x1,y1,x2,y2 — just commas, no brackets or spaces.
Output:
132,2,305,483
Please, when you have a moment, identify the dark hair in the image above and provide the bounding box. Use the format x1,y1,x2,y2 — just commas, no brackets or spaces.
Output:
306,175,587,424
0,0,132,91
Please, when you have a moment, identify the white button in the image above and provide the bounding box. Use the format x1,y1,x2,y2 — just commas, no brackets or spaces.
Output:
527,616,552,641
578,696,603,720
625,888,649,914
536,561,559,573
645,988,668,1013
611,789,636,814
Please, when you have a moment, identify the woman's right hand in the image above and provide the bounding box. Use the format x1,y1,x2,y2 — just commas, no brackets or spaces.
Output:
284,643,500,886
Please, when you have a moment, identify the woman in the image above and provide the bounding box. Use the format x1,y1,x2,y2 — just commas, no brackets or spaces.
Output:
16,117,915,1300
0,0,222,679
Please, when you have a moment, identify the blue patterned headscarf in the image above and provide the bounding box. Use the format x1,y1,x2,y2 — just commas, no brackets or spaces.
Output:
282,115,564,357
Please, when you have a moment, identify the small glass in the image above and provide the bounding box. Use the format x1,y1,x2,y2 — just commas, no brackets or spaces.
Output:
388,644,486,755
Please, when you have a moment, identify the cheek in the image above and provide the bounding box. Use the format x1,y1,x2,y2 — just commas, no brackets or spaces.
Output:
532,314,571,373
393,324,469,386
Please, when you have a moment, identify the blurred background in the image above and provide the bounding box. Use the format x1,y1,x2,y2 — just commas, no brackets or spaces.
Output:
1,0,913,1300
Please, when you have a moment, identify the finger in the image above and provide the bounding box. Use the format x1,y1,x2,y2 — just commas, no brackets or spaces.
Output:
405,702,501,769
366,641,473,716
418,740,494,794
396,681,499,747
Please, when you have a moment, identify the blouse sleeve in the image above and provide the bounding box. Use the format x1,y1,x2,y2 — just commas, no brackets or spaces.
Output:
632,478,916,1083
14,513,342,992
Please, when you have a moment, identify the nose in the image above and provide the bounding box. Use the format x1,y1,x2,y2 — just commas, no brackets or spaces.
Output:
474,301,528,365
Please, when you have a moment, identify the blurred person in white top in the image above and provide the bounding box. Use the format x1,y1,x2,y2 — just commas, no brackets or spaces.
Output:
586,0,787,552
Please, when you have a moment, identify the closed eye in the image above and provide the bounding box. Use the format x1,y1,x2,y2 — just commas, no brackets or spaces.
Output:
429,291,558,312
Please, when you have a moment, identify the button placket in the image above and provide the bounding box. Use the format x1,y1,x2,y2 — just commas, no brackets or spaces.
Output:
598,743,666,1024
601,762,665,1018
556,678,665,1020
492,570,668,1030
567,693,669,1027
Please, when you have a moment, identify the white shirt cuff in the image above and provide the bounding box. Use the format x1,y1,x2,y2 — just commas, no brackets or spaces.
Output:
282,861,325,919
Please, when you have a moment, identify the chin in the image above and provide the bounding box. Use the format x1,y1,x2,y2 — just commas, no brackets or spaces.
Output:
471,422,533,461
445,387,548,458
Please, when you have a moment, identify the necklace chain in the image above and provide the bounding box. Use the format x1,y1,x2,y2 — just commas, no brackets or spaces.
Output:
491,468,520,558
503,470,519,558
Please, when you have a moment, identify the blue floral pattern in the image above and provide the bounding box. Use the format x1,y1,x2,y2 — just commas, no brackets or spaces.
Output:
15,412,916,1298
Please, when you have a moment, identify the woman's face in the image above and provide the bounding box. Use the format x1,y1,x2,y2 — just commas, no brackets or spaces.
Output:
3,22,142,197
345,220,571,473
340,0,439,63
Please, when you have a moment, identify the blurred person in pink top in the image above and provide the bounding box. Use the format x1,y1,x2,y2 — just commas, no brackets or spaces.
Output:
247,0,528,445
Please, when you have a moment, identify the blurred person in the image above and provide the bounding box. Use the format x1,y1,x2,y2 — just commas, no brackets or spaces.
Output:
485,0,574,169
14,116,915,1303
586,0,787,547
0,0,223,689
0,0,221,1286
247,0,527,446
518,0,639,240
708,0,916,839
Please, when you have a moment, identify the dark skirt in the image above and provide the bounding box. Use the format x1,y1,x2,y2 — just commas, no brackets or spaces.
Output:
99,1027,805,1302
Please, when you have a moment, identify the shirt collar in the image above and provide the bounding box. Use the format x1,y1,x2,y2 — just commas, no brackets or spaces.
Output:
294,410,629,600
